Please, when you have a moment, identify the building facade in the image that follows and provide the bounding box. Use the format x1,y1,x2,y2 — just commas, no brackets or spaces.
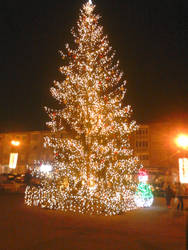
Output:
132,122,188,179
0,131,52,174
0,122,187,178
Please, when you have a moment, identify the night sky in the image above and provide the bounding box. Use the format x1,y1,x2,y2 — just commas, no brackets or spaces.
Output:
0,0,188,132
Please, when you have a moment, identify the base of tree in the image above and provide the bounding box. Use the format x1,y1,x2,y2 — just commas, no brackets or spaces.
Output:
25,185,138,216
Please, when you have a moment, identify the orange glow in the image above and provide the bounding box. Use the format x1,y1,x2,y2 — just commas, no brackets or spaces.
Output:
11,140,20,146
175,134,188,149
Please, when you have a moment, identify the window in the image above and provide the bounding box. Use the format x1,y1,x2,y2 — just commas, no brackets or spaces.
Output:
143,141,148,147
23,135,27,140
31,134,39,140
136,141,148,148
140,155,149,160
19,154,26,164
143,155,149,160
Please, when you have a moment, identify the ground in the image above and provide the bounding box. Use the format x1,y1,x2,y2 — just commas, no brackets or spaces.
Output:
0,193,186,250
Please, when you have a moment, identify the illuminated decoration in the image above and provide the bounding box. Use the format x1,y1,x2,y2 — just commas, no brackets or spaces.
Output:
175,134,188,149
25,1,140,215
134,169,153,208
9,153,18,169
40,164,52,174
138,169,148,183
179,158,188,183
11,140,20,146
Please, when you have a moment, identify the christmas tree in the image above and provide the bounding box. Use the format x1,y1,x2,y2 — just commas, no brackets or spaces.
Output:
25,0,140,215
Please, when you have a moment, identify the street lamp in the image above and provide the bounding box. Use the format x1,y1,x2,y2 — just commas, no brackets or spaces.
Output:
11,140,20,147
175,134,188,149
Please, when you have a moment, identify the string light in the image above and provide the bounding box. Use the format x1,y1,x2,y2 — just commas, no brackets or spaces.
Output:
25,1,141,215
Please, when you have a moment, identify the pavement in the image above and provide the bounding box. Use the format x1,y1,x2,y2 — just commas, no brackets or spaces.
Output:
0,193,186,250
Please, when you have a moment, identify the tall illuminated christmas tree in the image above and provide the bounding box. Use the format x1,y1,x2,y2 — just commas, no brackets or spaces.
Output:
25,0,140,215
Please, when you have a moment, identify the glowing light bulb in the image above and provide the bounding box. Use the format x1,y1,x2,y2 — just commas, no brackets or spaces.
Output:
11,140,20,146
175,134,188,149
40,164,52,173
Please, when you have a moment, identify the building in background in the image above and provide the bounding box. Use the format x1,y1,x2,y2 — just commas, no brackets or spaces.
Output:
0,131,52,174
131,124,150,168
0,122,187,182
132,121,188,185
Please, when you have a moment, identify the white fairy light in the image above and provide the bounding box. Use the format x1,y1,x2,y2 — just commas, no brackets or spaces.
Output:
134,194,154,208
40,164,52,173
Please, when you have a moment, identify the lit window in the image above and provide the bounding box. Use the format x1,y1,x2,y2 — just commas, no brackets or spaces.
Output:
9,153,18,169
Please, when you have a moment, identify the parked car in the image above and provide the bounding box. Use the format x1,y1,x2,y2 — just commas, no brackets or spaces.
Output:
0,173,25,184
14,174,25,183
7,174,16,182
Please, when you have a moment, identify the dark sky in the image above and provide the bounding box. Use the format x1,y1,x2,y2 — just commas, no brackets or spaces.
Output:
0,0,188,132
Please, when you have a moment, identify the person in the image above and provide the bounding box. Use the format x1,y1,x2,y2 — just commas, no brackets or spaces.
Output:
176,182,184,211
24,170,32,186
165,184,174,208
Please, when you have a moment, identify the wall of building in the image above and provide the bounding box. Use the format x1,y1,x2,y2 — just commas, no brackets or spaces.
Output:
0,131,52,174
132,121,188,177
0,122,187,175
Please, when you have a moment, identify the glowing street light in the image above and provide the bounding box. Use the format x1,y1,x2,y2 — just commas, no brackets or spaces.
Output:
11,140,20,146
175,134,188,149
